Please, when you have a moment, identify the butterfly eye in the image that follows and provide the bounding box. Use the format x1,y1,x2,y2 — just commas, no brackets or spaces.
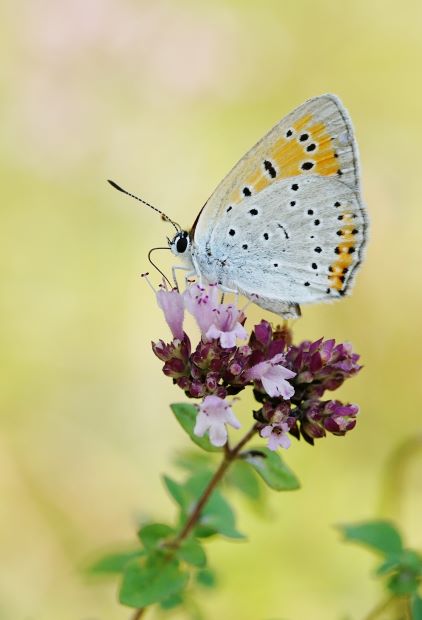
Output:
176,234,188,254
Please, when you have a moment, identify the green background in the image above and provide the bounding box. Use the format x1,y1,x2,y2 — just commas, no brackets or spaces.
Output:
1,0,421,618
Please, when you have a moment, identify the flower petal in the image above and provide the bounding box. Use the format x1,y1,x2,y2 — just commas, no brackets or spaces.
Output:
156,288,185,340
209,423,228,447
225,407,241,430
193,412,210,437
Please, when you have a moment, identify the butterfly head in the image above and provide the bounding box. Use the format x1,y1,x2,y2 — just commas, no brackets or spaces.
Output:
169,230,191,257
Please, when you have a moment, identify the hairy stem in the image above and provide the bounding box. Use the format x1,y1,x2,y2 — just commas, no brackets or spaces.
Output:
175,422,258,543
131,422,258,619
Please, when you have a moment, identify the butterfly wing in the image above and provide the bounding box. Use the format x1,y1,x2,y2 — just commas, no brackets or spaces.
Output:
195,175,366,316
192,94,367,316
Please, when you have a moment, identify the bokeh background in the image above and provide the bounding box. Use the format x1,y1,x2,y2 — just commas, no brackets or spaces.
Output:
1,1,422,618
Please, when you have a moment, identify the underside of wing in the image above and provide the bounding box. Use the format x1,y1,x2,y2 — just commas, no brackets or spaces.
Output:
198,175,367,314
194,94,361,246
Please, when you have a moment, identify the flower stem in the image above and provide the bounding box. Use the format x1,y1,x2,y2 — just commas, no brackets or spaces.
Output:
130,422,258,619
175,422,258,543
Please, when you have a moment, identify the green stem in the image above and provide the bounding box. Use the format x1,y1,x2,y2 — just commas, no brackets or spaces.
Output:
175,422,258,543
130,422,258,619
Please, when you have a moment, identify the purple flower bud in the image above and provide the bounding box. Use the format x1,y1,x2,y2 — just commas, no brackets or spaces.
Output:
190,381,206,398
301,418,326,440
205,372,219,392
229,362,242,376
163,358,186,378
254,320,273,346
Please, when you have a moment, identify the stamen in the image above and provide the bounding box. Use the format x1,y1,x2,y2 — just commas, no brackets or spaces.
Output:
141,272,156,293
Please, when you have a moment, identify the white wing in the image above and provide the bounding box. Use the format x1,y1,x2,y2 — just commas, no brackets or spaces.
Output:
192,175,367,316
190,94,367,317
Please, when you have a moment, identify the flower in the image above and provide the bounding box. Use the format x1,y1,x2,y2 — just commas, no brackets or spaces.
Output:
184,283,247,349
206,305,247,348
150,280,363,448
247,353,296,399
260,422,291,451
286,338,362,402
156,286,185,340
194,395,241,447
183,282,219,335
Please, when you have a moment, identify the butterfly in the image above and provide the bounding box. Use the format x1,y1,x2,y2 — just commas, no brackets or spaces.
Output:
111,94,368,319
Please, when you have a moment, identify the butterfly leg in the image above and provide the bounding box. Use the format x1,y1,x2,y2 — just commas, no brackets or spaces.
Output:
171,265,197,290
218,284,238,294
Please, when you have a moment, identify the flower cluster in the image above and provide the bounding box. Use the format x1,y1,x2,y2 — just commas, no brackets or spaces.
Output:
152,281,362,450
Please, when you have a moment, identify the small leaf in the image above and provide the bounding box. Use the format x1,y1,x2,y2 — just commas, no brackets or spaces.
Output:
387,570,419,595
242,447,300,491
173,450,215,474
199,490,245,539
119,558,189,608
138,523,175,550
194,525,218,538
163,475,189,510
399,549,422,572
183,472,245,539
226,459,262,501
376,553,401,576
171,403,221,452
178,538,207,567
196,568,217,588
160,593,184,610
411,594,422,620
337,521,403,556
89,550,144,574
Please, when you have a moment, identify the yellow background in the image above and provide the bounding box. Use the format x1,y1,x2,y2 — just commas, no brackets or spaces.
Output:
1,1,422,618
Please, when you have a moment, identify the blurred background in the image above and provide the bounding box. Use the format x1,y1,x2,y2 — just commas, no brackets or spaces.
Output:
1,0,422,618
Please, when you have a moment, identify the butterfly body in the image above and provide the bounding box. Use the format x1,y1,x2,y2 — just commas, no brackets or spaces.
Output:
169,94,368,318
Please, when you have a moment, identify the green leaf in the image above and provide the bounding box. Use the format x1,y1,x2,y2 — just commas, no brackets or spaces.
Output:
387,570,419,595
411,594,422,620
160,593,184,610
399,549,422,573
376,553,401,576
88,550,144,574
171,403,221,452
182,471,245,539
138,523,175,550
119,558,189,608
241,447,300,491
226,459,262,501
199,490,245,539
163,475,189,510
377,549,422,577
337,521,403,556
173,450,215,474
196,568,217,588
178,538,207,567
194,525,218,538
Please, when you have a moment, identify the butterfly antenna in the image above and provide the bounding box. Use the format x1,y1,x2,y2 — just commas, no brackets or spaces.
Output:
148,247,173,289
107,179,181,233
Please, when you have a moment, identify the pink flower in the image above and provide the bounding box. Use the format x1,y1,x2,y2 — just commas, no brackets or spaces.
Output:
260,422,291,451
206,305,247,348
194,395,241,447
247,354,296,399
156,286,185,340
184,282,247,349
